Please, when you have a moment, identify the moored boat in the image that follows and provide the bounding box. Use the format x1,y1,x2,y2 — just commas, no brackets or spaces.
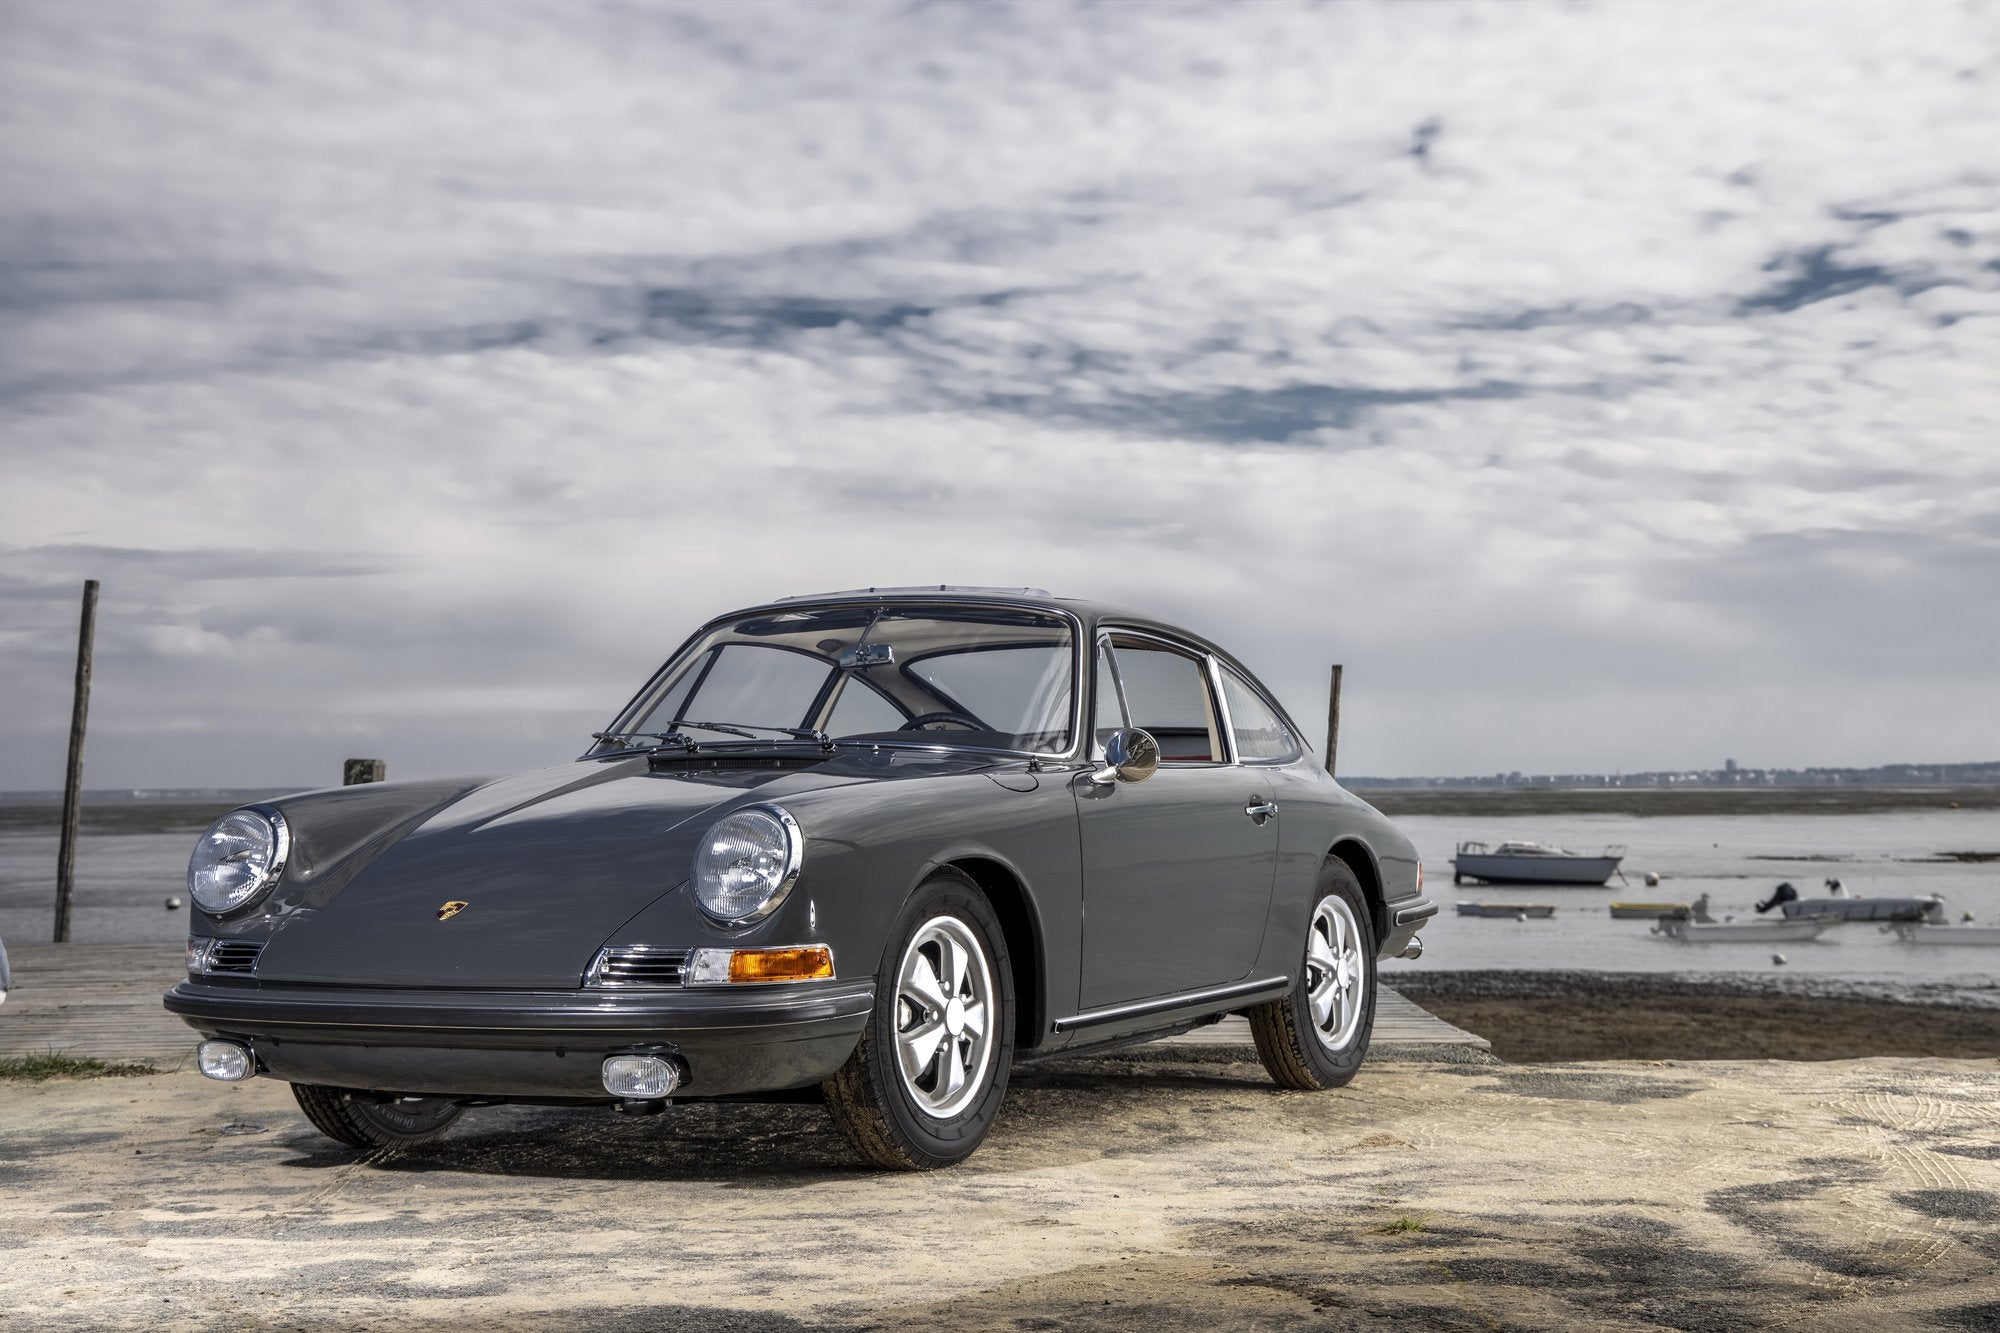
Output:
1651,917,1827,944
1886,922,2000,946
1455,902,1556,919
1609,901,1687,919
1453,840,1625,886
1781,897,1945,924
1756,881,1945,923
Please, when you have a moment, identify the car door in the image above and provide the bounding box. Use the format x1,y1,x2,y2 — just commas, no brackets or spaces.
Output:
1075,632,1280,1009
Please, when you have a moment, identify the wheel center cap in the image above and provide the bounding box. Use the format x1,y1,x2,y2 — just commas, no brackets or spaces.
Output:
944,997,967,1035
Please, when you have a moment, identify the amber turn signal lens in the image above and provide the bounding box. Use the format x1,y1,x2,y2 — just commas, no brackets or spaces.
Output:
728,945,834,983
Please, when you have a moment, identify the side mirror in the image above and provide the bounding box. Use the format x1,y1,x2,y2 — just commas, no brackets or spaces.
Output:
1090,728,1160,786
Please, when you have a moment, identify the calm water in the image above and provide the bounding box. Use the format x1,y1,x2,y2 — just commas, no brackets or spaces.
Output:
1380,810,2000,989
5,810,1997,988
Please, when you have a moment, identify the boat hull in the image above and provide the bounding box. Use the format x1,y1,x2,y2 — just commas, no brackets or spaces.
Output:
1889,924,2000,945
1453,853,1622,886
1654,919,1826,943
1780,898,1943,923
1609,902,1688,919
1456,902,1556,919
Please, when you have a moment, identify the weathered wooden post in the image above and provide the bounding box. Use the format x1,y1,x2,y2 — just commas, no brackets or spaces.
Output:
1324,663,1343,778
54,579,99,943
343,758,386,785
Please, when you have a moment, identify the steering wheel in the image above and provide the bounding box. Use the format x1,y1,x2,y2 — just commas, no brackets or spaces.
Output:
898,711,983,731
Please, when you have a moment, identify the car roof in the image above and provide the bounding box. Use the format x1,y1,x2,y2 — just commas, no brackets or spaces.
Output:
748,585,1147,633
733,586,1245,672
694,588,1307,736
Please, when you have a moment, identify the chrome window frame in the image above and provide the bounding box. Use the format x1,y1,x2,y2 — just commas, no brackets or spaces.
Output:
1094,627,1233,769
1212,659,1305,767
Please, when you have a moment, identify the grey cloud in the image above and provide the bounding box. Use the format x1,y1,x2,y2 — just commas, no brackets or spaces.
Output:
4,0,2000,784
1736,245,1922,315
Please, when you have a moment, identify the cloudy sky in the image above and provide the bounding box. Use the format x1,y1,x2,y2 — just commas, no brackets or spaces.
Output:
2,0,1996,790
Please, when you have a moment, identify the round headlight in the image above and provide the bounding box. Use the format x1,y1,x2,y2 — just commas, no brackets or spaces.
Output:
188,808,287,915
692,806,802,926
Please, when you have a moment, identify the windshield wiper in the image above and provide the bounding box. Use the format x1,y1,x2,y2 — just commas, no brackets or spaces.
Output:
592,730,702,751
593,722,834,751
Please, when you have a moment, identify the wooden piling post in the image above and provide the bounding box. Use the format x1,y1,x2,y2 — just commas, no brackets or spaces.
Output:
54,579,99,944
343,758,386,785
1324,663,1343,778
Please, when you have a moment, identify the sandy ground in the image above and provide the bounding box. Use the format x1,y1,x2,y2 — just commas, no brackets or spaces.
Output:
4,1050,1997,1332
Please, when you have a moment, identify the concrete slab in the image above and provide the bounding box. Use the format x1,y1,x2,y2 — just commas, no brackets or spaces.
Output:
3,1053,1995,1330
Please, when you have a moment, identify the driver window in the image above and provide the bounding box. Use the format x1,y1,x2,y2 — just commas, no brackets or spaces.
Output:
1107,637,1221,763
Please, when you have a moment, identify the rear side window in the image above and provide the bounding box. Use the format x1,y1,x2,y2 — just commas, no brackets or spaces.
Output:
1107,637,1220,763
1219,666,1302,762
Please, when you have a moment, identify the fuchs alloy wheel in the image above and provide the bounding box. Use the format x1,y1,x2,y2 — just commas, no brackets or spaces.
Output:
291,1084,464,1148
823,866,1015,1169
1248,859,1377,1091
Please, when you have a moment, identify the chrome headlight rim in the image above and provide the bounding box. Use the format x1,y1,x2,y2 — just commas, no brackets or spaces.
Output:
691,803,803,928
187,805,289,917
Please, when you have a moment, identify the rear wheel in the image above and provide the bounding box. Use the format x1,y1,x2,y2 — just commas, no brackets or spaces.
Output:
292,1084,464,1148
823,867,1014,1169
1247,860,1377,1090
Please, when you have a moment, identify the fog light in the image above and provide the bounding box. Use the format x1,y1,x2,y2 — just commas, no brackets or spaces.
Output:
602,1055,681,1099
196,1040,255,1081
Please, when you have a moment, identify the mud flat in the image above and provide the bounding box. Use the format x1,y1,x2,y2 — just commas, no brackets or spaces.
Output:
4,1053,1996,1331
1395,970,2000,1063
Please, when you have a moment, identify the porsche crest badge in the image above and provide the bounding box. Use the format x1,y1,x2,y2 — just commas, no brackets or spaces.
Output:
436,901,469,921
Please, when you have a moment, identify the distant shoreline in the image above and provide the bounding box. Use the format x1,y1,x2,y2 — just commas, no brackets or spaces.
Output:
3,784,1998,834
1356,785,2000,817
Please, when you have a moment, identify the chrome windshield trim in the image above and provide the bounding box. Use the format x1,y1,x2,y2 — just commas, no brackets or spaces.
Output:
596,598,1089,765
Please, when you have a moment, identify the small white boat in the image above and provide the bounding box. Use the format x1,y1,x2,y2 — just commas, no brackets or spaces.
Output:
1453,840,1625,886
1652,917,1827,944
1886,922,2000,946
1757,882,1946,923
1456,902,1556,919
1782,897,1945,924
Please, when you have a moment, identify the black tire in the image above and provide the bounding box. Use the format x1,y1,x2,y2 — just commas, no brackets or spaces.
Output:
822,866,1015,1170
1247,860,1377,1091
292,1084,464,1149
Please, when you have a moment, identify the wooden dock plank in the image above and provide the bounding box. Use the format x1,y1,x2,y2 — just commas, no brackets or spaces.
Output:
1,944,1488,1065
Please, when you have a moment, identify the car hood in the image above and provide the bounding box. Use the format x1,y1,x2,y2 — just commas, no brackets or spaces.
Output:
247,755,869,989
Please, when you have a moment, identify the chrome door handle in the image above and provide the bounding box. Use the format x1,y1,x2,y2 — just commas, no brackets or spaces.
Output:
1244,798,1277,822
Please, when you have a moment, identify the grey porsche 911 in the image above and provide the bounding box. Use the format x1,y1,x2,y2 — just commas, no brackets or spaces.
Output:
166,586,1433,1169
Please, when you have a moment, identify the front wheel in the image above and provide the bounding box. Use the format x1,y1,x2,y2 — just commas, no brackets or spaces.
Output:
1247,861,1377,1090
292,1084,464,1148
822,867,1015,1169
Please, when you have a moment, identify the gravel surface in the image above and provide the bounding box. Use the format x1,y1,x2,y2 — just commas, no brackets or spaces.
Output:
5,1053,1996,1330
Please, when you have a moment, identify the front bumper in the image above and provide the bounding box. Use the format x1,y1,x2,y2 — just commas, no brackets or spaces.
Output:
163,977,874,1100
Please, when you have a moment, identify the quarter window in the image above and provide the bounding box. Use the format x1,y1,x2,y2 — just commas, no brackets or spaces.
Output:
1220,667,1302,762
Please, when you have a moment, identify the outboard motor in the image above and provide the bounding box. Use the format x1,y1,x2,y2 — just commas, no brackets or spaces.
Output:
1755,881,1799,915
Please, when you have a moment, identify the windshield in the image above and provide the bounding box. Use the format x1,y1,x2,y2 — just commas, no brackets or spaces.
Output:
604,604,1077,755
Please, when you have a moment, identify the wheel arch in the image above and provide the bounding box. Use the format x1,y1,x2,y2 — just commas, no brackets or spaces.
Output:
1326,839,1387,947
942,855,1047,1054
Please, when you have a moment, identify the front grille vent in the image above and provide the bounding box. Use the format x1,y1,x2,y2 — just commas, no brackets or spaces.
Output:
586,947,688,988
206,940,265,975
